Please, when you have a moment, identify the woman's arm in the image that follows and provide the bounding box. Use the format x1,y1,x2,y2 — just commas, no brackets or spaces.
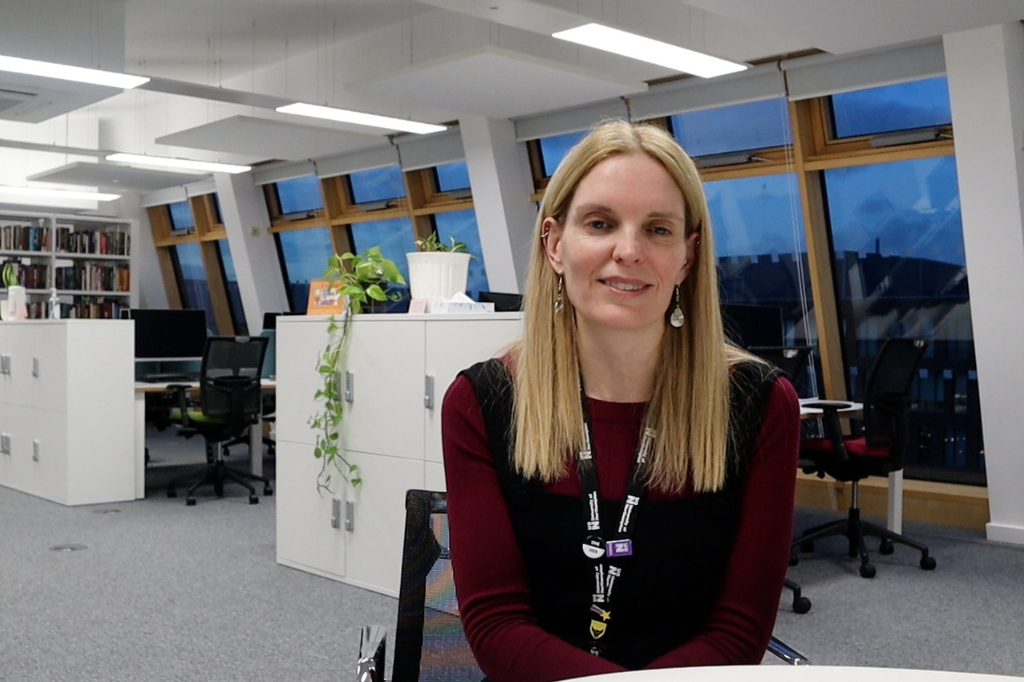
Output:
443,374,625,682
645,377,801,668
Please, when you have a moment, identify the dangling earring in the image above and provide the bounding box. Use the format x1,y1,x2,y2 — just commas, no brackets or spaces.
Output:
669,286,685,328
554,275,564,314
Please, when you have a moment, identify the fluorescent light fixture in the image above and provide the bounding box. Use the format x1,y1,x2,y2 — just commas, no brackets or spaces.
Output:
0,54,149,89
105,153,251,174
552,23,747,79
0,185,120,202
276,103,447,135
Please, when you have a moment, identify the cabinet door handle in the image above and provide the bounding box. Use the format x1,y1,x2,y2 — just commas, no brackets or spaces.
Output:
344,371,355,403
424,374,435,410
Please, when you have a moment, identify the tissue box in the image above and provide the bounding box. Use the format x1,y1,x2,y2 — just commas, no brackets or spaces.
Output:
429,300,495,314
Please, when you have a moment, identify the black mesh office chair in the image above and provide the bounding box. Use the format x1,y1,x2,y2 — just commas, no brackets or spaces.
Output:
356,490,810,682
795,338,936,578
166,336,273,506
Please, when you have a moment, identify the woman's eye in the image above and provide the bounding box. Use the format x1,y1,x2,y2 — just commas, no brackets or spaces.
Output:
650,225,672,236
586,220,609,231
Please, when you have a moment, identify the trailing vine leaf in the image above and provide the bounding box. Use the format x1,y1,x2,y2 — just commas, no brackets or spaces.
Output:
309,246,405,495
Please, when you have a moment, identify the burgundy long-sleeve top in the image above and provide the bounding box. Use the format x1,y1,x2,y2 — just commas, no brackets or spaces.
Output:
442,367,800,682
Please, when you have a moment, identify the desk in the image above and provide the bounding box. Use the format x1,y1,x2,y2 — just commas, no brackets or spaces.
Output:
566,667,1024,682
797,398,904,533
134,379,276,499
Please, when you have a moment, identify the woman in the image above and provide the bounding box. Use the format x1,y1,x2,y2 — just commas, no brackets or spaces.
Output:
442,119,800,682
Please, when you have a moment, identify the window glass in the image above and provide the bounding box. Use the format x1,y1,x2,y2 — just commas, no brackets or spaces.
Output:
275,227,334,313
276,175,324,216
704,172,817,396
824,156,982,483
538,130,587,177
168,201,195,232
831,76,951,139
172,242,216,332
212,194,224,224
217,240,248,335
671,98,791,157
435,161,471,192
433,209,489,297
350,217,416,310
349,166,406,204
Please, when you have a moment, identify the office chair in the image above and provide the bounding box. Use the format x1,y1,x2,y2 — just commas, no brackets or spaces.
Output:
355,490,809,682
166,335,273,506
223,328,276,459
794,338,936,578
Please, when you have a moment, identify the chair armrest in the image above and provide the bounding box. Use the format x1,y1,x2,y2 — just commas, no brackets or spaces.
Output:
801,402,849,465
357,625,387,682
165,384,193,428
767,636,811,665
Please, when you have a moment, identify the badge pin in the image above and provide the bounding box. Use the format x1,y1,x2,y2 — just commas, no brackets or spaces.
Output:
582,543,605,559
606,539,633,557
589,619,608,640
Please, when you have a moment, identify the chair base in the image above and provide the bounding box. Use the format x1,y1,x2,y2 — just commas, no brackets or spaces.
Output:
795,507,936,578
783,578,811,614
167,457,273,506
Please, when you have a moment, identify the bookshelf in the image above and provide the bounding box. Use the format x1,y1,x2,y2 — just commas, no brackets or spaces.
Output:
0,210,136,319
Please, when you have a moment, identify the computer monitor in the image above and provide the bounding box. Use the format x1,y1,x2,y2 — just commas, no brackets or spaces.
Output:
129,308,208,361
262,311,303,331
721,303,784,348
478,291,523,312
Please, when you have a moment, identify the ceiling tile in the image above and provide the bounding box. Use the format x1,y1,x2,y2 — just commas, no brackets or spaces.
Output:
27,162,202,192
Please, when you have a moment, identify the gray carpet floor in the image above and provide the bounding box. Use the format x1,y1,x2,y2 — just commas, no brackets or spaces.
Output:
1,428,1023,680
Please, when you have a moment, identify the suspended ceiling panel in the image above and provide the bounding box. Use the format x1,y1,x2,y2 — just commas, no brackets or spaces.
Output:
155,116,387,163
27,162,203,192
686,0,1024,55
349,46,648,120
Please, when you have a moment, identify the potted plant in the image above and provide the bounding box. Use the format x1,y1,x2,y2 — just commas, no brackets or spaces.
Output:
309,246,405,494
407,233,472,312
2,261,27,320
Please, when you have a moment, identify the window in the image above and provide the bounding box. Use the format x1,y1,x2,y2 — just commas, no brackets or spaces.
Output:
276,227,335,313
433,209,489,297
217,240,248,335
538,130,587,177
168,201,195,233
172,242,216,332
435,160,471,193
830,77,952,139
823,155,981,482
348,166,406,205
349,217,416,310
276,175,324,217
670,98,791,157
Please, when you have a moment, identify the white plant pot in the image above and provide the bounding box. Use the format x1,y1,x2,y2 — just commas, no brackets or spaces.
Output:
6,285,27,320
407,251,472,310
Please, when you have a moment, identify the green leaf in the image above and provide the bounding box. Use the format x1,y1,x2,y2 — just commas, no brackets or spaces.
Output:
366,284,387,301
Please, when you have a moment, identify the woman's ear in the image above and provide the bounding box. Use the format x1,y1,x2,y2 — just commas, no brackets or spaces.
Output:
543,217,564,275
675,231,701,285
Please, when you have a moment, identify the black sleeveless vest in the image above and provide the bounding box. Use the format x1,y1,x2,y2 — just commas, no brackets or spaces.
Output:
460,359,779,670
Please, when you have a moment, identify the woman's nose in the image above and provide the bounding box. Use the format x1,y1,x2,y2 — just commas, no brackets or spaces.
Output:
612,226,643,262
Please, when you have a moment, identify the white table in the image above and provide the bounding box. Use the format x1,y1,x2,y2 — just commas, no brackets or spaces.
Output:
566,666,1023,682
134,379,275,499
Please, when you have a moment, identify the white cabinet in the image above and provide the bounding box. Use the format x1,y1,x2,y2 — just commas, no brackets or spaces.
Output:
0,210,137,319
276,313,522,596
0,320,136,505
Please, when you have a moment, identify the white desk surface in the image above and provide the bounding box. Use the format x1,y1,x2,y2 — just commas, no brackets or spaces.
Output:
798,398,863,417
566,666,1023,682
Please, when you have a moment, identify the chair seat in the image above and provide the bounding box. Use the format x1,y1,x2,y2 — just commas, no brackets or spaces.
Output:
844,436,888,458
169,408,256,426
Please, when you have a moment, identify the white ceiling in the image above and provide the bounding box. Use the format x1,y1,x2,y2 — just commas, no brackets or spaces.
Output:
1,0,1022,195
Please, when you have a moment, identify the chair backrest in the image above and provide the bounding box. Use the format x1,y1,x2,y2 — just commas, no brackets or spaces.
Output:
748,346,811,383
392,490,483,682
199,336,268,432
859,338,928,454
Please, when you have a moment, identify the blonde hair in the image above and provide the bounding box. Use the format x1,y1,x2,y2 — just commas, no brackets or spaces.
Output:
512,119,753,493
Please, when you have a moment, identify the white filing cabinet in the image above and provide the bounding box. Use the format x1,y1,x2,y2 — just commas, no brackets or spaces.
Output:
0,320,135,505
275,313,522,596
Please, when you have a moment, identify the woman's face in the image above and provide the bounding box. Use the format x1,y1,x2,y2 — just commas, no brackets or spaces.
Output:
544,151,699,339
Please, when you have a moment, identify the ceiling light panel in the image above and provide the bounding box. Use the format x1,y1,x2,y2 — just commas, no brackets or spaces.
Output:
105,153,251,175
552,23,748,79
0,186,120,202
0,54,149,89
276,103,447,135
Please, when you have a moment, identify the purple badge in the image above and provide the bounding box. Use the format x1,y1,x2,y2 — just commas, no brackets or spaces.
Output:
605,539,633,557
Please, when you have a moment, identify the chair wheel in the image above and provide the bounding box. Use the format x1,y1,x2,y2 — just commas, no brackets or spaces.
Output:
920,555,936,570
788,554,799,567
799,539,814,553
879,539,895,555
859,563,876,579
249,495,259,505
186,497,196,506
264,485,273,496
167,488,177,498
793,596,812,614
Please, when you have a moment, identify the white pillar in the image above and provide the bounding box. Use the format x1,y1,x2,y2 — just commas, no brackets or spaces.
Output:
944,23,1024,545
459,115,537,292
116,192,168,310
213,172,289,332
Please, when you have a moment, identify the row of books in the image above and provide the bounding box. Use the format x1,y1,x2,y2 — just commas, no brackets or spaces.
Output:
55,227,131,256
25,298,127,320
4,263,49,290
54,263,130,292
0,224,50,252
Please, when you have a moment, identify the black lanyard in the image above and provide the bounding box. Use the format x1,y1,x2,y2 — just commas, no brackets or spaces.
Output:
577,388,655,657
